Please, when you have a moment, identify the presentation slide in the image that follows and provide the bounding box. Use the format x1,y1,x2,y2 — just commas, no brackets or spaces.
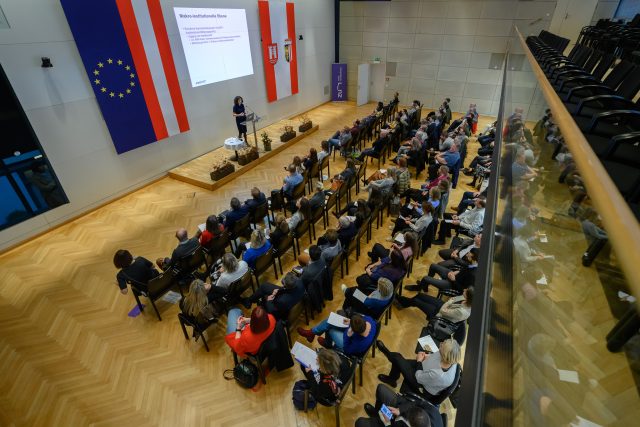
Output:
173,8,254,87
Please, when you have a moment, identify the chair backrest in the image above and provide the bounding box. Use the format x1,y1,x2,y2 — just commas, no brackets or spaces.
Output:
227,269,253,298
287,299,305,327
591,53,616,80
147,268,178,298
603,60,635,90
318,155,329,174
292,179,306,199
430,364,462,405
310,204,324,223
204,232,229,258
307,160,319,180
231,214,251,237
614,65,640,99
325,191,337,211
275,233,294,255
251,203,269,224
254,248,274,274
344,237,356,255
176,245,207,274
328,254,342,276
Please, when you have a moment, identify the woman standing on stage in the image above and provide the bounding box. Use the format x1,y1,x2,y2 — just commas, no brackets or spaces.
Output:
232,96,248,141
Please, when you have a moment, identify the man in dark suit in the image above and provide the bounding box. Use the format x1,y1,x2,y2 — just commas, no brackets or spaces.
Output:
224,197,249,230
242,272,304,320
156,228,199,270
355,383,441,427
300,245,326,289
436,233,481,270
337,216,357,249
243,187,267,214
405,249,478,294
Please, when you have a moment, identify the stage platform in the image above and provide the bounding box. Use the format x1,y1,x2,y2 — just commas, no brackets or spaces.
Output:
168,122,319,191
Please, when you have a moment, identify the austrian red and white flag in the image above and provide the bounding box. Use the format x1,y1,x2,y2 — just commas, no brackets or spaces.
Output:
258,1,298,103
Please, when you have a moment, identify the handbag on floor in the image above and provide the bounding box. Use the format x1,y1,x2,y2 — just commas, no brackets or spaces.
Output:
224,359,259,389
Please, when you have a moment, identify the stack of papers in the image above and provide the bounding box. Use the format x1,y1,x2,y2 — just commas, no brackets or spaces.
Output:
161,291,182,304
557,369,580,384
198,223,206,233
328,312,350,328
352,289,368,303
291,342,319,371
417,335,438,353
394,233,405,245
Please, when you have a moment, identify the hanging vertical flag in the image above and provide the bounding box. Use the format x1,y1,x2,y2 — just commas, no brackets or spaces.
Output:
258,0,298,103
60,0,189,154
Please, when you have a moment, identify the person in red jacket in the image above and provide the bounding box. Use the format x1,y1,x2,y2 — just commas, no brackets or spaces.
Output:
225,306,276,356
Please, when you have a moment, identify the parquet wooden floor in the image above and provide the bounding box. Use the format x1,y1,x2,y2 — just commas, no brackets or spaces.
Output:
4,101,634,427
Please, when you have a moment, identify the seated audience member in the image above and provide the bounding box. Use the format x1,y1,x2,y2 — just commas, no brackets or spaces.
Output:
297,313,376,355
292,155,305,174
512,148,538,184
328,158,357,192
456,189,487,215
514,223,549,265
358,130,389,162
282,164,304,201
341,277,394,319
313,228,343,265
210,253,249,299
197,215,224,247
317,140,331,164
113,249,159,295
225,306,276,356
328,126,352,154
426,165,449,191
180,279,216,324
242,272,304,320
299,245,327,289
369,231,418,263
434,143,460,171
335,197,371,229
302,147,318,171
156,228,200,270
356,384,442,427
437,233,481,269
336,216,358,249
242,228,271,269
270,213,291,249
375,338,461,399
367,168,396,198
404,249,478,294
286,197,309,230
224,197,249,230
395,158,411,195
309,181,326,210
243,187,267,215
300,348,346,405
391,201,434,236
356,248,407,293
396,287,474,323
435,198,485,244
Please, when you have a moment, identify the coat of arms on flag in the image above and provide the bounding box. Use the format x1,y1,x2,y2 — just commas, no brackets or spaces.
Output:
268,43,278,65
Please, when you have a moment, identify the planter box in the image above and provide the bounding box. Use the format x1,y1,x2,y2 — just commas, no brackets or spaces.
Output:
238,149,259,166
280,131,296,142
210,163,235,181
298,121,313,133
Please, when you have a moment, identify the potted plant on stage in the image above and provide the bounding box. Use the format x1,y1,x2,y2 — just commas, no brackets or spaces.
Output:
210,159,235,181
237,146,259,166
298,114,313,133
280,125,296,142
261,131,272,152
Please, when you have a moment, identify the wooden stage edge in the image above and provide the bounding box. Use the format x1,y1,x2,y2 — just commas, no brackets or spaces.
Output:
168,125,319,191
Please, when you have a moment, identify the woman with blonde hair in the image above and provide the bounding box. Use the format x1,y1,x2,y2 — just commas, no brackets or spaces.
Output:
180,279,216,325
242,228,271,269
269,213,290,249
376,338,461,397
299,348,346,403
341,277,395,318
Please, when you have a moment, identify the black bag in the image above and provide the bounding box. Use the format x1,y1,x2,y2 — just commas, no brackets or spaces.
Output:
292,379,316,410
224,359,259,389
426,317,459,343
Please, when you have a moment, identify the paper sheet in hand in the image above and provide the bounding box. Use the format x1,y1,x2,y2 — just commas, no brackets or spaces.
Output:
380,169,387,174
291,341,319,371
352,289,368,303
198,223,206,233
161,291,182,304
536,275,548,286
444,219,454,224
328,312,350,328
557,369,580,384
394,233,405,245
245,242,251,250
571,416,602,427
417,335,439,353
539,234,548,243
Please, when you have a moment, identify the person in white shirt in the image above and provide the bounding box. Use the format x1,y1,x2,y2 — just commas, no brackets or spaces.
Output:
435,199,485,244
376,338,461,398
209,253,249,301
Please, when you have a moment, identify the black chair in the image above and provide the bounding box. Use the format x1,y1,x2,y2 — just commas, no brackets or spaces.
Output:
202,231,230,262
272,232,295,275
232,341,269,384
178,312,216,352
174,245,210,282
355,217,371,260
286,180,307,214
220,270,254,310
318,155,330,182
251,248,278,289
324,190,339,223
355,163,367,194
250,202,271,229
341,238,357,276
130,268,179,321
309,203,326,241
284,300,308,347
292,217,310,257
307,161,319,193
351,319,382,393
302,352,357,427
229,214,252,252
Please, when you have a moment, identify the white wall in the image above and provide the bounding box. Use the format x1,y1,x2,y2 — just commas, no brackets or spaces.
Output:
0,0,334,250
339,0,558,117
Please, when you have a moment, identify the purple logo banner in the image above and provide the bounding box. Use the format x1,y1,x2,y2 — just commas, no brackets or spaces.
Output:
331,63,347,101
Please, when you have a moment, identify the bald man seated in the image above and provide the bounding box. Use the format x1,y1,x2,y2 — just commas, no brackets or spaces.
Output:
156,228,200,270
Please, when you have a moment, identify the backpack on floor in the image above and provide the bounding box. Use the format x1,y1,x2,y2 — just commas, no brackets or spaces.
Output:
292,379,316,410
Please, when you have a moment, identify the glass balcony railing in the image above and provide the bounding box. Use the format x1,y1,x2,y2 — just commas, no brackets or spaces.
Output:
455,29,640,427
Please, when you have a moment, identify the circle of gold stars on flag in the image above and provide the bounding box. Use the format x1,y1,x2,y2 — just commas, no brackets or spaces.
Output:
92,58,136,99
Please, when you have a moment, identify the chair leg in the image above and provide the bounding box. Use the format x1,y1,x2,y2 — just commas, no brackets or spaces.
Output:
278,257,284,276
151,299,162,321
273,260,279,280
179,318,189,340
336,405,341,427
359,362,363,387
304,390,309,412
257,357,266,384
233,352,239,365
201,332,210,352
133,293,144,312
